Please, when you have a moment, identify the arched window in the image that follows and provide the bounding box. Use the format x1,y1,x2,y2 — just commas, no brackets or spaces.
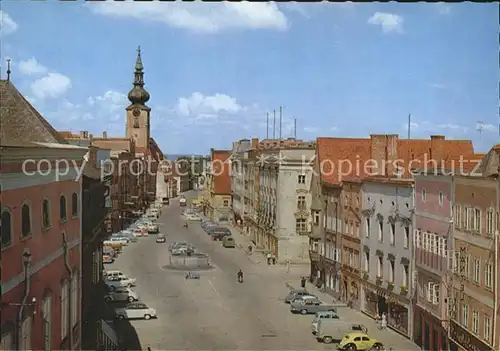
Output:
21,204,31,237
60,195,67,221
42,199,51,229
71,193,78,217
1,209,12,247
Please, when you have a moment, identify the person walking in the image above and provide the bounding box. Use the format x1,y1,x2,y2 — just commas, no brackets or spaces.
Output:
380,312,387,330
266,252,272,265
300,276,306,288
286,260,291,273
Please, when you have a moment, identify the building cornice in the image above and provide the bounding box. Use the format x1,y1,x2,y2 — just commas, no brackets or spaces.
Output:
0,146,87,161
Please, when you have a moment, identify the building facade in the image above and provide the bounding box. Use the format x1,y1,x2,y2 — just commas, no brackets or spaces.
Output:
204,149,231,222
449,171,499,351
361,178,414,338
0,79,87,351
257,142,315,263
413,172,453,351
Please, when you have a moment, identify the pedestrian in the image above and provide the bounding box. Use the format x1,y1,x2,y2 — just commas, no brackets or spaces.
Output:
286,260,291,273
272,253,276,265
381,312,387,330
300,276,306,288
266,252,272,265
247,244,252,254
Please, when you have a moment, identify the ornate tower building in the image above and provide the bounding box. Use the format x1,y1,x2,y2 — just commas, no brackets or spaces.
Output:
126,46,151,150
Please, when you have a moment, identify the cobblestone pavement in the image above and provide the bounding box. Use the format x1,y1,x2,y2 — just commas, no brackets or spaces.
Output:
108,191,420,350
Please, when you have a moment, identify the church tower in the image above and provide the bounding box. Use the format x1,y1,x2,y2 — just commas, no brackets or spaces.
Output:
126,46,151,150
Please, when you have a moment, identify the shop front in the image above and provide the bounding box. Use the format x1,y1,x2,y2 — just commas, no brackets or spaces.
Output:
341,270,361,309
413,305,448,351
362,282,411,337
449,320,494,351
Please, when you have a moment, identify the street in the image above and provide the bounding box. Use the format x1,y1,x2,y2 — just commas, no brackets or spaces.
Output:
110,191,420,351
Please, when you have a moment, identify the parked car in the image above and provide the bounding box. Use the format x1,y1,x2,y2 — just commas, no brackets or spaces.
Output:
105,287,139,303
169,241,192,251
312,311,339,334
148,224,159,234
210,227,232,241
156,234,167,243
290,299,340,315
185,214,201,221
119,232,138,243
103,246,116,257
316,320,368,344
104,237,128,247
222,236,235,248
291,295,319,304
105,275,137,290
179,197,187,207
338,332,382,350
284,289,315,303
115,302,157,320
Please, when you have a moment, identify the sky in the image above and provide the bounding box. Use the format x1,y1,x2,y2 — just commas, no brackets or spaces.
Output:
1,2,498,155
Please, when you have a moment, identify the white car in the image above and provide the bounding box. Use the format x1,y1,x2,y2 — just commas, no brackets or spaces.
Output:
105,276,137,290
115,302,157,320
105,287,139,303
104,237,128,246
185,214,201,221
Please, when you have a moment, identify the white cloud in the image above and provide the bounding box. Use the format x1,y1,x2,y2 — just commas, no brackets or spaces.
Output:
368,12,403,33
19,58,48,76
31,73,72,100
90,2,288,33
176,92,243,117
0,11,18,35
478,123,497,133
304,126,318,133
435,124,468,133
430,83,446,90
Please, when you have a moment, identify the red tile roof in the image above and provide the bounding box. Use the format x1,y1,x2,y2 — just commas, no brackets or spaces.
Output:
317,135,475,185
211,150,231,195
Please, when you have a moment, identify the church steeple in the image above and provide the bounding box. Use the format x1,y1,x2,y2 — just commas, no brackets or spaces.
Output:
128,46,150,106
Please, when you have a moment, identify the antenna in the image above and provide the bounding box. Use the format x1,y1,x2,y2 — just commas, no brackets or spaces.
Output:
279,106,283,140
6,58,11,81
294,118,297,139
476,121,484,136
266,112,269,139
273,109,276,139
408,113,411,139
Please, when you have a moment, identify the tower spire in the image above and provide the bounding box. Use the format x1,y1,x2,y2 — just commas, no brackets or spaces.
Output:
6,58,11,81
128,46,150,106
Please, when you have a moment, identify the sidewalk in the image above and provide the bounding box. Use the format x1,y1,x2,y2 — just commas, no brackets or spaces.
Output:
289,281,420,351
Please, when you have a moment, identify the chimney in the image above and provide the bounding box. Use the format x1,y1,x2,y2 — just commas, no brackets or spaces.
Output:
251,138,259,149
102,131,108,139
89,134,94,145
80,131,88,139
430,135,445,163
370,134,399,176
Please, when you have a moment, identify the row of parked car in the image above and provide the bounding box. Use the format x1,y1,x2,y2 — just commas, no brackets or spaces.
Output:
200,220,235,247
284,289,385,350
102,207,161,264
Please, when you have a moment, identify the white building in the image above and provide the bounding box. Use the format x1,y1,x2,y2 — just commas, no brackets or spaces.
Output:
257,142,316,263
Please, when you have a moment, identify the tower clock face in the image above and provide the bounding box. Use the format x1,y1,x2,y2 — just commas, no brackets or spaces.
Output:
132,108,141,117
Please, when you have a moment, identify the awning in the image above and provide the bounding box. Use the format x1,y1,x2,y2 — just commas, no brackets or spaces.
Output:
101,320,119,345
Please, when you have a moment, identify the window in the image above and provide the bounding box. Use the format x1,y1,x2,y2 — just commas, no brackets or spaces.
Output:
296,218,307,234
61,280,69,339
474,209,481,232
42,199,51,228
466,207,474,230
21,204,31,237
441,238,448,257
71,193,78,217
378,220,383,242
486,210,494,235
298,174,306,184
297,196,306,209
485,263,493,289
421,189,426,201
461,304,469,327
472,311,479,334
390,223,395,246
429,233,435,253
438,192,444,205
377,256,383,277
433,235,439,254
389,260,395,282
402,264,409,287
364,252,369,272
484,316,491,343
313,211,320,226
365,218,370,238
454,205,462,228
427,282,434,302
403,226,409,249
433,284,439,304
42,295,52,351
71,273,78,326
60,195,67,221
423,232,428,251
415,230,421,248
461,254,470,279
20,316,32,350
133,116,139,128
1,209,12,248
472,258,480,284
223,200,229,206
333,248,340,262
